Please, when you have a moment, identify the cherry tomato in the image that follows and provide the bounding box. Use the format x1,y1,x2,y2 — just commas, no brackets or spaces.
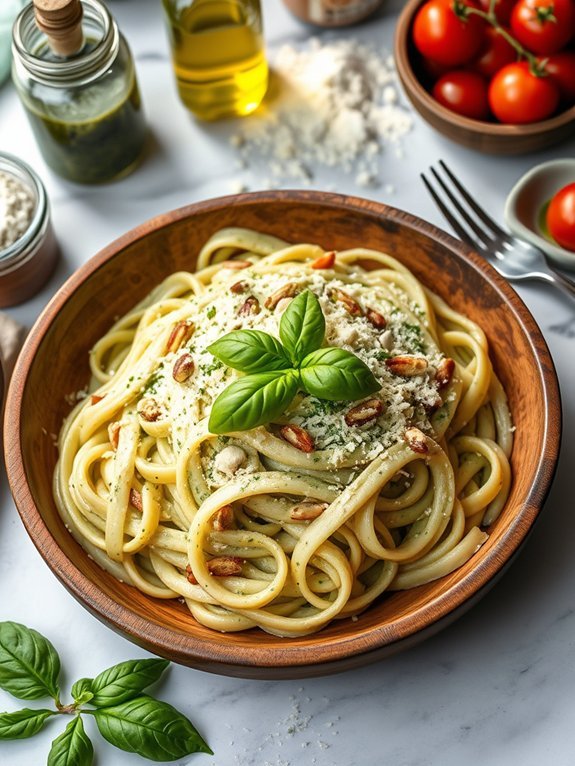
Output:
547,183,575,251
488,61,560,122
542,51,575,104
473,26,517,78
432,70,491,118
510,0,575,55
413,0,486,67
419,55,451,82
478,0,517,23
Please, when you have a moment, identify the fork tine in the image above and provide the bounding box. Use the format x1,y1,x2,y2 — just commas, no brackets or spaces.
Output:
421,172,481,252
429,167,496,249
438,160,511,242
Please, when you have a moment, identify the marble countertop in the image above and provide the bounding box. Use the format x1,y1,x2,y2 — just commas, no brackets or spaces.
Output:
1,1,575,764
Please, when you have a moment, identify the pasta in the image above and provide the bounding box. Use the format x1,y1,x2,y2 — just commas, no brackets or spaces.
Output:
54,228,513,637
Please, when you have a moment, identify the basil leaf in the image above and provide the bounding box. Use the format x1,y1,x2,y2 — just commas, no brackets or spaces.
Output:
209,372,299,434
0,622,61,701
280,290,325,364
71,678,93,706
300,348,380,401
47,717,93,766
0,708,54,739
89,658,169,707
92,695,212,760
208,330,291,373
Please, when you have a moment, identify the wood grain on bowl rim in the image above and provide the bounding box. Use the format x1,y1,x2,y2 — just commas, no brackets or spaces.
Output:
3,191,561,679
394,0,575,155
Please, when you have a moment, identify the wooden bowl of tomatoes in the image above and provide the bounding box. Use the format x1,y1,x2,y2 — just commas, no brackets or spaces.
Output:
394,0,575,154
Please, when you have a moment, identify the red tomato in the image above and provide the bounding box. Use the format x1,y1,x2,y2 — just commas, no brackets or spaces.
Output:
510,0,575,55
473,26,517,78
420,55,451,82
413,0,486,67
432,70,491,119
547,183,575,251
542,51,575,104
488,61,560,122
478,0,517,23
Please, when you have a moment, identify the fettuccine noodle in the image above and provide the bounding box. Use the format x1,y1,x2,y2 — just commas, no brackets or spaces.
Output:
54,228,513,637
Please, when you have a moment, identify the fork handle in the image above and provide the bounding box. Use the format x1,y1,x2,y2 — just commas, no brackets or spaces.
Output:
549,269,575,301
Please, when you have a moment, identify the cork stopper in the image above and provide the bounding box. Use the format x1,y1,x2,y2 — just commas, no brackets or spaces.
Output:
33,0,84,58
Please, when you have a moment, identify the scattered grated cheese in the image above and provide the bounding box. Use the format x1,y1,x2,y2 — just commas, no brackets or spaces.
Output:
142,269,445,474
230,38,412,189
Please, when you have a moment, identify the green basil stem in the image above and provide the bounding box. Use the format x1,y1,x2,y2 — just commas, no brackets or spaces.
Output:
453,0,546,75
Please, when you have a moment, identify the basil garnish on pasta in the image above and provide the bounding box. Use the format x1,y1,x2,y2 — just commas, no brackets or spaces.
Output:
207,290,379,434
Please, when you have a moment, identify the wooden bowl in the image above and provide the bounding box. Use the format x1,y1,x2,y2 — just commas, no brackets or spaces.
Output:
4,191,561,678
394,0,575,155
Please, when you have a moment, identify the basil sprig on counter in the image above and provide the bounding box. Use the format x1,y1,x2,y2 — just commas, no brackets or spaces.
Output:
208,290,379,434
0,622,212,763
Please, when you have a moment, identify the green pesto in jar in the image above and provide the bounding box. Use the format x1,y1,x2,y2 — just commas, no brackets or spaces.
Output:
12,0,147,184
24,74,146,184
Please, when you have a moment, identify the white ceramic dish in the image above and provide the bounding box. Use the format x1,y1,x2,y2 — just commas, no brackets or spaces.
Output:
504,159,575,271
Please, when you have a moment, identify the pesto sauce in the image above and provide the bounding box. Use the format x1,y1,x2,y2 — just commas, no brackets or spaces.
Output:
24,76,146,184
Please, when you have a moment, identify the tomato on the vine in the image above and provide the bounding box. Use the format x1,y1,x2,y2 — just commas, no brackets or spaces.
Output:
547,183,575,251
488,61,559,122
510,0,575,55
432,71,491,119
542,51,575,104
478,0,517,23
473,26,518,78
413,0,486,66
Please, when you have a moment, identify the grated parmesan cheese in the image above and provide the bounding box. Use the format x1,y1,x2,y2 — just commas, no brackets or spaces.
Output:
135,268,445,473
230,38,412,190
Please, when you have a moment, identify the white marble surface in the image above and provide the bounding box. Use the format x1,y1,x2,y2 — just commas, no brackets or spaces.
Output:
1,1,575,764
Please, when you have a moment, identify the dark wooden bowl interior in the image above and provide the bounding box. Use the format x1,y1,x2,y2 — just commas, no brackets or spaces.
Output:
394,0,575,155
4,191,561,678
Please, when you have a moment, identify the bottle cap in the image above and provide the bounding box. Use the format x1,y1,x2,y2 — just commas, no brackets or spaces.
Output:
33,0,84,57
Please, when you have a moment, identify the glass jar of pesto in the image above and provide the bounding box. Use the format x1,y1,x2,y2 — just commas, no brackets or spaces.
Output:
11,0,147,184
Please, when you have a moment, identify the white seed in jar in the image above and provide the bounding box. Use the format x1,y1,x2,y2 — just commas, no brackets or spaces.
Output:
0,171,35,250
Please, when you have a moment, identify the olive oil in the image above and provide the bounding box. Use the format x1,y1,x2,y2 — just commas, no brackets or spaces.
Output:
162,0,268,120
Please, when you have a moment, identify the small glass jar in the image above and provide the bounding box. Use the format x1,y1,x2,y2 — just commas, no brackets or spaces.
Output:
0,152,59,308
162,0,268,120
282,0,384,27
11,0,147,184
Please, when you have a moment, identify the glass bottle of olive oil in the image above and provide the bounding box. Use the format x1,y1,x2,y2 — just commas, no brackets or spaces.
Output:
162,0,268,120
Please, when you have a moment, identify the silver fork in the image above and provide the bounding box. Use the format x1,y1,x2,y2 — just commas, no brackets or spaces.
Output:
421,160,575,302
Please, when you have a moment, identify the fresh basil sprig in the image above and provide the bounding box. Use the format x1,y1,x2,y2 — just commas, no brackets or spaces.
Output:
208,290,379,434
0,622,212,763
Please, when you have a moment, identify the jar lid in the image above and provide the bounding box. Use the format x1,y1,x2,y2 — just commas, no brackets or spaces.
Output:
12,0,119,88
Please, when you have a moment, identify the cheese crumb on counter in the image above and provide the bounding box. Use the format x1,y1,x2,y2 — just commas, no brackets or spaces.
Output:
229,38,412,189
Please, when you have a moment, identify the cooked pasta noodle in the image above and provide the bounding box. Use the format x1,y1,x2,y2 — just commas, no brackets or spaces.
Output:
54,228,513,637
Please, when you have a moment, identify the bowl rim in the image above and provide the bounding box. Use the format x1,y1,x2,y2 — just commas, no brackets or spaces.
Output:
4,190,562,675
394,0,575,136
